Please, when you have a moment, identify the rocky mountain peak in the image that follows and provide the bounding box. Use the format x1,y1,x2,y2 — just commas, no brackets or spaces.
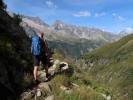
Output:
119,30,133,36
23,16,49,27
52,20,65,30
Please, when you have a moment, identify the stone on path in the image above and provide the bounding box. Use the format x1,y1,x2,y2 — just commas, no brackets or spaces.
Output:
38,82,51,92
59,62,69,70
38,70,47,82
45,95,54,100
54,60,60,65
20,90,35,100
60,85,72,94
36,89,41,97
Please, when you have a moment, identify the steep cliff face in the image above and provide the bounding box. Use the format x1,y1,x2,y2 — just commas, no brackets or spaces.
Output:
0,9,32,100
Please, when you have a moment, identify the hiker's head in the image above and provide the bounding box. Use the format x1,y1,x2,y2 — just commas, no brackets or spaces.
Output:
38,32,44,38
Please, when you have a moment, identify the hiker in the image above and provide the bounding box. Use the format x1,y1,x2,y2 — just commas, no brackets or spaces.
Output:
31,32,50,83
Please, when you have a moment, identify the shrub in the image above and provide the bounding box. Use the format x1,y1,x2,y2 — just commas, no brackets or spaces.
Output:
0,0,7,10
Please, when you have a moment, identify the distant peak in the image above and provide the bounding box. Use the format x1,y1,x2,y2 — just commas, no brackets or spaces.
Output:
119,29,133,36
22,15,49,27
52,20,65,30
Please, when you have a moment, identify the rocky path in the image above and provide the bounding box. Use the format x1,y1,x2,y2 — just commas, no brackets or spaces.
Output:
20,59,112,100
20,59,73,100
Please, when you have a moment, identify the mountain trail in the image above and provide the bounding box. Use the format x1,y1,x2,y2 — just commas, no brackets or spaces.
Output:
20,58,112,100
20,58,73,100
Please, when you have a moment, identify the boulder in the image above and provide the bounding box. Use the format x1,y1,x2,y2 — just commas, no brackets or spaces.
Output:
20,90,35,100
38,70,47,82
36,88,41,97
45,95,54,100
38,82,51,92
106,95,111,100
60,85,72,94
59,62,69,71
54,60,60,65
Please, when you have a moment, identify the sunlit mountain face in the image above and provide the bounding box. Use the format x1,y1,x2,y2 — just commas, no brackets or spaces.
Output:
20,15,120,58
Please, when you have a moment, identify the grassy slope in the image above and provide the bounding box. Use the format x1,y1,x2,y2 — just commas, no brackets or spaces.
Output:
50,75,104,100
43,52,105,100
83,33,133,100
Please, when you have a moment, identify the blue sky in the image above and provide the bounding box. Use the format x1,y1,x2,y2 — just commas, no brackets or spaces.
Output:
4,0,133,33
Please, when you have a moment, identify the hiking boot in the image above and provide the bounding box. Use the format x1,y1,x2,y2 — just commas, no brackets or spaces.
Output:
33,80,40,86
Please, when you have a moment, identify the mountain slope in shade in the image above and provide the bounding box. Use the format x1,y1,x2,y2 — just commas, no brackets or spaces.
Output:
0,9,32,100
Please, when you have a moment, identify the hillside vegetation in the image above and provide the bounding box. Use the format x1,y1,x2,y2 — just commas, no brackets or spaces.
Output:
83,33,133,100
0,7,33,100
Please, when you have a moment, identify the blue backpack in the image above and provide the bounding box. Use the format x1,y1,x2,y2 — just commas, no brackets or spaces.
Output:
31,35,40,55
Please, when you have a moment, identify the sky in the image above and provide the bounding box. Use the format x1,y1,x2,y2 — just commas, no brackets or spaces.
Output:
4,0,133,34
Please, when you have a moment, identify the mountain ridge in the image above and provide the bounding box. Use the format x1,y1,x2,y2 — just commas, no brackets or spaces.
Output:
20,15,119,42
20,15,121,58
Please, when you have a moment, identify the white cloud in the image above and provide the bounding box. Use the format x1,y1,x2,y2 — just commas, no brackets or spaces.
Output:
73,11,91,17
125,27,133,33
45,0,57,8
118,16,124,21
95,12,106,17
112,13,125,21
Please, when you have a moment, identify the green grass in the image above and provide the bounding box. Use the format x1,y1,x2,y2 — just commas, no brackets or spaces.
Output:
82,33,133,100
49,74,104,100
